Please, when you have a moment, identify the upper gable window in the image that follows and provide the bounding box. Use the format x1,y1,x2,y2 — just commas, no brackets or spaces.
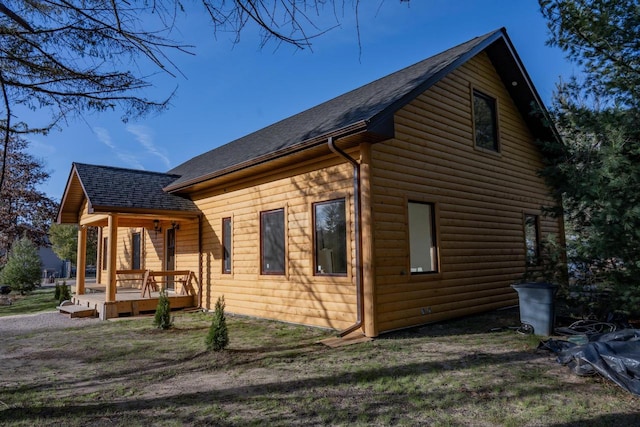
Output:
473,90,499,152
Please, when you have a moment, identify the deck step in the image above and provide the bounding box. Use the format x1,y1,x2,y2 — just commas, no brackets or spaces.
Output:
58,304,97,318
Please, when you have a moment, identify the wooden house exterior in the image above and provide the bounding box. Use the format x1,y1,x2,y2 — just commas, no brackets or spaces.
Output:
57,28,564,335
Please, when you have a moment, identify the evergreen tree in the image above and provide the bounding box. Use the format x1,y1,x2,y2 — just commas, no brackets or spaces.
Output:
0,236,42,295
58,281,71,304
538,0,640,314
153,290,173,330
206,296,229,351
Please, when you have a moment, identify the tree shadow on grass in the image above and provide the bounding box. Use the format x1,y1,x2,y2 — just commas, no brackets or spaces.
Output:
0,345,619,426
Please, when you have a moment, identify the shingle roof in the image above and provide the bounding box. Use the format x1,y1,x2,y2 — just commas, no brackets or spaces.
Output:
165,28,518,192
73,163,198,213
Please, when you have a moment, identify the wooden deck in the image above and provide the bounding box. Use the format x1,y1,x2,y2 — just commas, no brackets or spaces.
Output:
68,286,196,320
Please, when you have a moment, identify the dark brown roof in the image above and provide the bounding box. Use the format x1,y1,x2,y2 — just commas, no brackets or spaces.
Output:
165,27,555,192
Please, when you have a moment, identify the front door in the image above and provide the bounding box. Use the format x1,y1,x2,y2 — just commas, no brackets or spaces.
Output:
165,228,175,291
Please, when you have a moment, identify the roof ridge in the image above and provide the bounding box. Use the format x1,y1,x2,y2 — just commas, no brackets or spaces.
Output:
165,29,508,191
73,162,181,178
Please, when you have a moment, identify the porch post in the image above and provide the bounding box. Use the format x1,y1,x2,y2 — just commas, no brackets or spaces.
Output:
75,225,87,295
96,227,103,284
105,214,118,303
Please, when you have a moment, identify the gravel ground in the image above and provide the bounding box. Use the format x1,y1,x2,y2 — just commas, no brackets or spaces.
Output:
0,311,101,336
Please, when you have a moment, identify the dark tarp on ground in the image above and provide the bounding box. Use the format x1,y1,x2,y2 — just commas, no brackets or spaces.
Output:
540,329,640,396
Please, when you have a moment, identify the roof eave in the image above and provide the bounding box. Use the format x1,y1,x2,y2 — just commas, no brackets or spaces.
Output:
484,30,562,144
56,163,93,224
367,28,507,129
88,205,201,218
164,120,373,194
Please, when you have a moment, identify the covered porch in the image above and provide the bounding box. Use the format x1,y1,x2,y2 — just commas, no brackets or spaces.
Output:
66,285,196,319
57,164,203,319
72,214,201,320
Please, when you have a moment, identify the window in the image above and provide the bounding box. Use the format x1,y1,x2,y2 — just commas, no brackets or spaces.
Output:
408,202,438,274
261,209,285,274
222,217,232,274
132,232,141,270
473,90,499,152
314,199,347,275
524,214,540,266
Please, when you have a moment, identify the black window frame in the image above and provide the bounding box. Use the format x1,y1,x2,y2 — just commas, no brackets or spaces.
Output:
473,89,499,152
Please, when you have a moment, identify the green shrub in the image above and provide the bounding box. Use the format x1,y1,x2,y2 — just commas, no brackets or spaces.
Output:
153,290,173,329
58,281,71,304
0,237,42,295
54,283,61,300
206,296,229,351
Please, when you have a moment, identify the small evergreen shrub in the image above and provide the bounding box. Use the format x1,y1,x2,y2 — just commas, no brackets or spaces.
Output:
206,296,229,351
58,281,71,304
54,283,61,300
153,290,173,329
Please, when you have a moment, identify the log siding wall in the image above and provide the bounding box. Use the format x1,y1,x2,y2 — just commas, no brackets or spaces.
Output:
193,155,358,330
371,52,562,332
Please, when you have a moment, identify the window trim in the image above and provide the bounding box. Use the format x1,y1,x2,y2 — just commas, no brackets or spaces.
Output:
222,217,232,274
471,87,500,154
407,200,439,275
313,198,348,277
260,208,286,276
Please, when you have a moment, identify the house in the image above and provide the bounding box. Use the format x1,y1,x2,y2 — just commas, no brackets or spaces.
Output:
57,28,564,336
39,245,67,281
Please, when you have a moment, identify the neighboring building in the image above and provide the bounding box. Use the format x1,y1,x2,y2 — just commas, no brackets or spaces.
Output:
57,28,564,336
39,245,67,281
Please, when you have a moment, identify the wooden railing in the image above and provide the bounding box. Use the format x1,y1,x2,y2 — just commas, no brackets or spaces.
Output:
115,269,194,298
115,269,148,289
142,270,194,298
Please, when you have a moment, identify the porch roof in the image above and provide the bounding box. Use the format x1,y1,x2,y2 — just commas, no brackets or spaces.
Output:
57,163,200,224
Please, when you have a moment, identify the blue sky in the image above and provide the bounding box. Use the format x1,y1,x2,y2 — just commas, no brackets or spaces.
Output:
26,0,577,201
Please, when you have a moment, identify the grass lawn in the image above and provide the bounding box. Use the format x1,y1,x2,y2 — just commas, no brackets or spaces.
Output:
1,307,639,426
0,287,58,317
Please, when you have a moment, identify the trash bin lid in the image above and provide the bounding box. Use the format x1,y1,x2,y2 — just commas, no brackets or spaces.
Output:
511,282,558,290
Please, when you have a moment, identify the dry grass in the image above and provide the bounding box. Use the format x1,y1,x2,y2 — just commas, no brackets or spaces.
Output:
1,308,638,426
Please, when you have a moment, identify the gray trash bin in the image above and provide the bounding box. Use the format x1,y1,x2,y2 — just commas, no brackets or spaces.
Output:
511,282,558,336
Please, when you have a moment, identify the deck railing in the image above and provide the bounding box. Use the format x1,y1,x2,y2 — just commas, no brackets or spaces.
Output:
115,269,194,298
